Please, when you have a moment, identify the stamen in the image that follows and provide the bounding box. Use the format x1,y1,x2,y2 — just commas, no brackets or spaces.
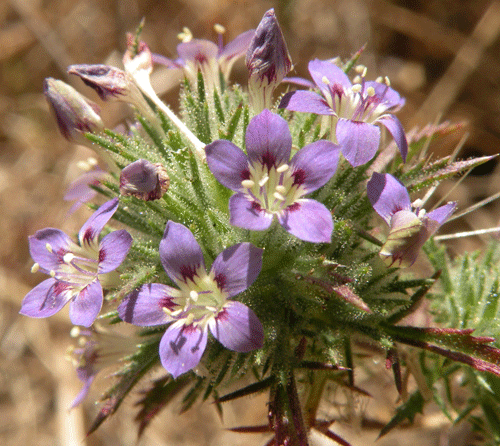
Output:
353,75,362,84
45,243,53,253
185,313,195,326
417,209,426,219
259,175,270,187
189,290,199,302
49,270,56,278
376,76,384,83
275,185,287,195
366,86,376,97
354,64,366,74
70,326,81,338
87,157,98,167
321,76,330,85
273,192,285,201
63,253,75,264
31,263,40,273
384,76,391,87
351,84,362,94
241,179,255,189
412,198,424,209
276,164,289,173
214,24,226,34
361,66,368,78
177,27,193,43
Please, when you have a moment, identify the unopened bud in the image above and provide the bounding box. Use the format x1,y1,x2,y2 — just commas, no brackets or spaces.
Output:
68,64,132,101
246,8,292,112
43,78,104,142
120,159,170,201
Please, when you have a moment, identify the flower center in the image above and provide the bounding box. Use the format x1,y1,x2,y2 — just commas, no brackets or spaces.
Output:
241,161,306,214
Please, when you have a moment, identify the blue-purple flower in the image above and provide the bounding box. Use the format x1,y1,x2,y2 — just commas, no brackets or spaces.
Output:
367,172,456,267
20,198,133,327
118,221,264,379
205,109,340,243
279,59,408,167
154,26,255,92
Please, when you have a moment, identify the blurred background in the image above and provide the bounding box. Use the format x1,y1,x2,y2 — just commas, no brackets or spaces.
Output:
2,0,500,445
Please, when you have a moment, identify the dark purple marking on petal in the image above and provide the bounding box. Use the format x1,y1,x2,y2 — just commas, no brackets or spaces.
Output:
229,193,274,231
78,198,119,246
292,169,306,187
279,90,333,115
29,228,75,272
159,323,208,378
69,279,103,327
98,230,132,274
19,278,72,319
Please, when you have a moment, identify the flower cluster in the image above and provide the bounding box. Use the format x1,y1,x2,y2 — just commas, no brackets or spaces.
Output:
19,7,500,444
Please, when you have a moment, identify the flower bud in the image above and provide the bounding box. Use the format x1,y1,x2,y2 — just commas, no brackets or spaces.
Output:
67,64,132,101
246,9,292,112
43,78,104,142
119,159,170,201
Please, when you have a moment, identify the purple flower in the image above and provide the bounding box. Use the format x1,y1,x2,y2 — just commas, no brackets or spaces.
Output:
69,324,137,408
153,26,255,91
20,198,133,327
367,172,456,267
118,221,264,379
64,163,108,214
279,59,408,167
205,109,340,243
246,9,292,112
120,159,170,201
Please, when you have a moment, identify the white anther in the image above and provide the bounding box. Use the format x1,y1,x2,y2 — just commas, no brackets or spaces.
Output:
70,326,81,338
384,76,391,87
275,185,287,195
259,175,270,187
417,209,426,219
241,179,255,189
273,191,285,201
177,27,193,42
321,76,330,85
87,157,98,167
189,290,199,302
355,64,366,74
49,270,56,278
276,164,289,173
412,198,424,209
63,253,75,264
31,263,40,273
361,67,368,77
366,86,376,97
376,76,384,83
46,243,53,253
214,24,226,34
351,84,362,93
353,75,362,84
185,313,195,325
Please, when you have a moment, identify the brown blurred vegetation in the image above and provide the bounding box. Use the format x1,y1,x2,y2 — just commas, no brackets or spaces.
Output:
2,0,500,445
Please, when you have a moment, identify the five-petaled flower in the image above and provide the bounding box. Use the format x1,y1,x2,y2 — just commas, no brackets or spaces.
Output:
20,198,133,326
118,221,264,379
279,59,408,167
367,172,456,267
206,109,340,243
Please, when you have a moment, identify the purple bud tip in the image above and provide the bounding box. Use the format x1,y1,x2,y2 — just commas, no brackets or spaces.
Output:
68,64,130,101
120,159,170,201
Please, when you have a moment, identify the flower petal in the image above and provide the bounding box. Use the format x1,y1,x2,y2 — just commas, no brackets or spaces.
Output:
245,109,291,167
209,301,263,352
177,39,219,62
279,90,334,115
159,322,208,379
367,172,412,225
364,81,405,110
205,140,249,192
118,283,177,326
69,280,103,327
19,278,71,318
219,29,255,62
160,221,205,285
378,115,408,162
211,243,263,297
336,118,380,167
229,193,274,230
426,202,457,226
290,140,340,193
98,229,133,274
29,228,76,272
78,198,119,246
308,59,351,95
278,199,333,243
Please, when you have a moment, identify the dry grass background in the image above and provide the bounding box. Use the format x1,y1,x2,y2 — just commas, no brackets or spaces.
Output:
2,0,500,445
